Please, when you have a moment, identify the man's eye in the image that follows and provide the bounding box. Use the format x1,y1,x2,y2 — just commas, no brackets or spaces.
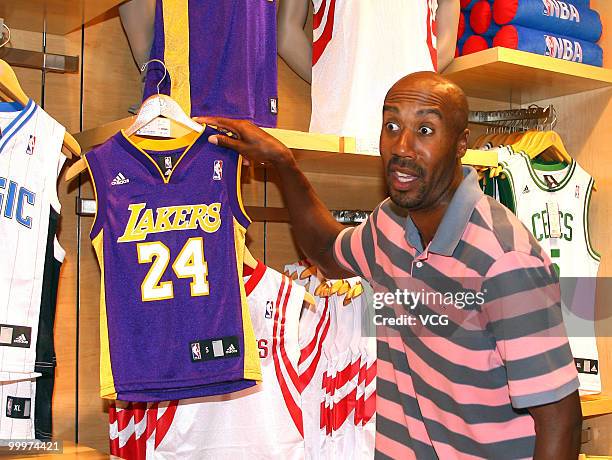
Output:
385,122,400,132
418,126,433,135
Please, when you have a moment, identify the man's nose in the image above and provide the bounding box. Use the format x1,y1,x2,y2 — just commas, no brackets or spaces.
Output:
393,130,416,158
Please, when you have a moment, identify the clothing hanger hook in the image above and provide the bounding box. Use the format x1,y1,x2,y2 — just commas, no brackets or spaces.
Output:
0,22,11,49
140,59,167,96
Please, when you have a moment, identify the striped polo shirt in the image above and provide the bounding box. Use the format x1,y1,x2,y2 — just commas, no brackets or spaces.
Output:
334,167,579,459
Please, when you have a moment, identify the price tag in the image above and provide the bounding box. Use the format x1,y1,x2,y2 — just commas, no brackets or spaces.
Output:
546,201,562,238
136,118,171,138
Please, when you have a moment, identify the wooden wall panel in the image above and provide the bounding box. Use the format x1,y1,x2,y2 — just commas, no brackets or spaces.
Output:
77,10,143,451
45,30,82,443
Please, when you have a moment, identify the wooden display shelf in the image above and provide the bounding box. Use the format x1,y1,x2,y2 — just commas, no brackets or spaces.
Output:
72,118,497,179
0,0,123,35
581,394,612,418
443,47,612,104
73,117,356,155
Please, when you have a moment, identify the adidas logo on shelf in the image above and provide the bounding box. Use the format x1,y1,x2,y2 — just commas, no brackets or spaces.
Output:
225,344,238,354
111,173,130,185
14,334,28,344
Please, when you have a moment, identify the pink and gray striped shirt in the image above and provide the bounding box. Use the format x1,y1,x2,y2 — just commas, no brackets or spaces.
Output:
334,167,579,459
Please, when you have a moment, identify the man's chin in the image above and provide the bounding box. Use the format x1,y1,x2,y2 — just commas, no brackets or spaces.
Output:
388,190,424,210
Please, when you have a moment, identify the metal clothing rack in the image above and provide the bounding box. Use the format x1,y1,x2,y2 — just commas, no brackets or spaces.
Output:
468,105,557,132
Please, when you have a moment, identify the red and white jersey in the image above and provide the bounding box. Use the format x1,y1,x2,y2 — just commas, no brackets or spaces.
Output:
298,292,334,460
310,0,438,153
109,261,306,459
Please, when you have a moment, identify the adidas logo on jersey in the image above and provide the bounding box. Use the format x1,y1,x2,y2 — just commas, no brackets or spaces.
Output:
111,173,130,185
522,185,530,194
13,334,29,344
225,343,238,354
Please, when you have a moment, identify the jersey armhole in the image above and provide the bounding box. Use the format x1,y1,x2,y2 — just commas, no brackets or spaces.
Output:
230,155,252,228
83,154,105,239
584,178,601,261
49,122,67,214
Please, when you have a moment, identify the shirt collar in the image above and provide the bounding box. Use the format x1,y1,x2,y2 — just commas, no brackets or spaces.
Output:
404,166,483,256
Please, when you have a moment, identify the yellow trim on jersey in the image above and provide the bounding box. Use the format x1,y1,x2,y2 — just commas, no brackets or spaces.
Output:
236,156,252,224
92,231,118,399
162,0,191,115
83,154,101,238
233,218,262,381
121,129,204,184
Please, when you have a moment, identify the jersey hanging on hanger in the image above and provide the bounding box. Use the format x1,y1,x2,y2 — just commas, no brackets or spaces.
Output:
0,99,66,377
499,153,601,394
310,0,438,153
143,0,278,127
84,127,261,402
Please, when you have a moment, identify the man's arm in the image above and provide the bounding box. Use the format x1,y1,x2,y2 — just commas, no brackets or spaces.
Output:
198,117,353,278
436,0,460,72
277,0,312,83
528,391,582,459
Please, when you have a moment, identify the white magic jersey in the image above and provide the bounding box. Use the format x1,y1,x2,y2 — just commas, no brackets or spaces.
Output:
501,154,601,394
0,100,65,375
110,261,307,459
310,0,438,153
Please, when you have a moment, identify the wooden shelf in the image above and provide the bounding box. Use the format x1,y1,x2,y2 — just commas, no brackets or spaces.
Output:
72,118,497,178
73,117,356,155
0,0,123,35
443,47,612,104
581,395,612,418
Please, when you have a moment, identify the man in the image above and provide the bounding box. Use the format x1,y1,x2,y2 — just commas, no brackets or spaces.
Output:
199,72,582,459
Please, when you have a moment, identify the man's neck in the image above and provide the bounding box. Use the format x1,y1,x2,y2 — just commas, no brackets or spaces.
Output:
409,171,464,249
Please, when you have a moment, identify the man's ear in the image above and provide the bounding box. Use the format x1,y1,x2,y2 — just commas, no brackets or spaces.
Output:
456,128,470,159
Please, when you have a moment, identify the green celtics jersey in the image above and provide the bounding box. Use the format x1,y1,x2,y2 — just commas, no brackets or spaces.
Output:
500,153,601,395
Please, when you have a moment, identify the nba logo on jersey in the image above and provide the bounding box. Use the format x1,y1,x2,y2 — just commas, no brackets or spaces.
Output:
213,160,223,180
265,300,273,319
26,135,36,155
191,342,202,361
575,185,580,198
269,98,278,114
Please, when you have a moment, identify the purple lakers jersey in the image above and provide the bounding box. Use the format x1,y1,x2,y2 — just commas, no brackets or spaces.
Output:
84,127,261,402
143,0,278,127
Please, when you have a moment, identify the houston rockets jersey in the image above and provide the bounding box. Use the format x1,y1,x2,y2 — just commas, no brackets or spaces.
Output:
84,127,261,401
143,0,278,127
0,100,65,375
310,0,438,153
109,262,306,459
500,154,601,394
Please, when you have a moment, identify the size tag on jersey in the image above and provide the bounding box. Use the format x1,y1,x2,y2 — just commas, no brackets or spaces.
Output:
6,397,31,419
575,357,599,375
543,174,560,189
546,201,562,238
136,118,171,138
190,336,241,362
0,324,32,348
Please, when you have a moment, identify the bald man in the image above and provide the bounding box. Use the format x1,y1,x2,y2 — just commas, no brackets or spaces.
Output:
198,72,582,459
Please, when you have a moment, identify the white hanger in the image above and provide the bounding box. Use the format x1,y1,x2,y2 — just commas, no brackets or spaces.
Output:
124,59,203,137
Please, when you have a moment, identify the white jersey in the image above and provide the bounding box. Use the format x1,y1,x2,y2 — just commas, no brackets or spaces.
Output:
0,373,37,442
501,154,601,394
0,100,65,375
310,0,438,153
110,262,307,459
